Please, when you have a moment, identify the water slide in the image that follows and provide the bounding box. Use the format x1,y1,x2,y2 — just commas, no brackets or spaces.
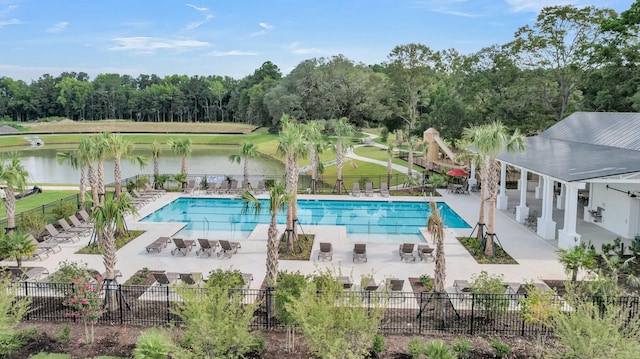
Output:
433,134,457,162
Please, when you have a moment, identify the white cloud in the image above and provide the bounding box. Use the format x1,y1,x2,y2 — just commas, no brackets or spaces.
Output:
249,29,266,37
259,22,273,29
250,22,274,37
411,0,482,17
110,37,209,52
184,13,214,31
211,50,258,57
0,18,20,27
47,21,69,33
0,5,17,17
186,3,208,12
288,42,324,55
506,0,582,13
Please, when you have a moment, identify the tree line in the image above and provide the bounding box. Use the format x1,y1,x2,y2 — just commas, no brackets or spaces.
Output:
1,4,639,139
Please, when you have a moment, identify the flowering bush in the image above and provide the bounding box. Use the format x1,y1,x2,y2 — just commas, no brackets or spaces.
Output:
64,276,103,344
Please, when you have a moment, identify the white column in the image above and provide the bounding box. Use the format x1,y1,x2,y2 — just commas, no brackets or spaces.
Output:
468,162,477,188
497,162,508,210
558,185,581,249
515,169,529,223
537,176,557,239
535,176,543,199
556,183,566,210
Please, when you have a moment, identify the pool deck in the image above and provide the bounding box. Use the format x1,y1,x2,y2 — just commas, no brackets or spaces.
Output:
3,189,567,292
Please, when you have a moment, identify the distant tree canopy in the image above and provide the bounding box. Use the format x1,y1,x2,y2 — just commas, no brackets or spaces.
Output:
1,4,639,139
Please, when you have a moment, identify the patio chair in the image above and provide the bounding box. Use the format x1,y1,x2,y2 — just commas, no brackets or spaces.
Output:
133,189,160,200
353,243,367,262
363,278,378,292
504,282,521,297
338,276,353,290
218,240,241,259
364,182,374,197
217,181,230,194
196,238,219,257
68,215,93,230
9,266,49,282
254,180,265,194
447,183,457,194
417,244,435,262
78,210,93,224
170,238,196,256
206,181,218,194
179,272,203,286
145,183,166,194
525,211,538,230
453,279,472,301
226,180,239,195
58,218,90,235
351,182,361,197
317,242,333,261
380,182,390,197
242,273,253,289
44,224,79,243
28,234,61,255
386,278,406,301
146,236,170,253
184,180,196,194
398,243,416,262
241,180,250,190
153,272,179,286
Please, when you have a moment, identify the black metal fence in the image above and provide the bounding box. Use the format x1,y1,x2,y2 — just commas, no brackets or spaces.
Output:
17,282,640,336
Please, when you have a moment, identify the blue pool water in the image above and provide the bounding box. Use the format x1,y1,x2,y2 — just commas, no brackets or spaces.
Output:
140,198,470,243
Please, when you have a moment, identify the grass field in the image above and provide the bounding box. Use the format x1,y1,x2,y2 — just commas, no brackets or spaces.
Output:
353,146,423,172
0,190,78,218
23,119,259,134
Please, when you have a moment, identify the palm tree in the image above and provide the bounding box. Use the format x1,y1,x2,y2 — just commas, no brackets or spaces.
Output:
386,141,395,187
78,137,99,207
240,182,293,284
57,150,86,207
91,134,110,205
0,232,35,269
428,201,446,292
304,121,325,194
333,117,355,194
277,114,308,253
406,135,420,178
228,142,259,186
91,195,137,311
462,121,525,256
0,153,29,234
168,138,193,176
151,141,162,188
106,133,148,198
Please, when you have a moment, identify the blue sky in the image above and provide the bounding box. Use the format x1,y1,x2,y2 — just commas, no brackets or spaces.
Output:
0,0,634,82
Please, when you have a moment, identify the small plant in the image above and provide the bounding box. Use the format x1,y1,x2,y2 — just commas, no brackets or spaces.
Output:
491,339,511,358
452,337,472,359
264,178,275,189
556,242,597,282
47,260,96,283
470,271,509,315
205,268,245,290
56,324,71,343
407,337,424,358
17,211,46,238
419,274,434,292
133,327,173,359
371,333,385,357
52,201,78,221
424,340,456,359
63,278,103,344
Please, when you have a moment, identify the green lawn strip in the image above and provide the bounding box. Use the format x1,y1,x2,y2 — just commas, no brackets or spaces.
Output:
353,146,423,172
457,236,518,264
75,230,145,254
0,190,78,219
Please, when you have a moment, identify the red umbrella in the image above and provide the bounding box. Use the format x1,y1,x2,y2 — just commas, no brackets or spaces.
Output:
446,168,469,177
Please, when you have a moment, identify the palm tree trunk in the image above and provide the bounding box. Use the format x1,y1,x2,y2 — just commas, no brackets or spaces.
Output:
309,143,317,193
181,157,187,175
484,159,500,256
153,156,159,178
408,149,414,177
243,158,249,185
88,165,99,207
98,160,105,205
336,135,343,194
476,160,490,242
387,156,392,187
114,155,122,199
80,166,87,209
285,155,298,252
5,190,16,233
266,214,279,284
102,229,118,311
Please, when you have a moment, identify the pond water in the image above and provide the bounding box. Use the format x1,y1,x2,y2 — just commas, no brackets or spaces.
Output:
15,147,284,184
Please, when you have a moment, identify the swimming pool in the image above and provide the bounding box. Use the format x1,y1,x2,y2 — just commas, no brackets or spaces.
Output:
140,198,471,243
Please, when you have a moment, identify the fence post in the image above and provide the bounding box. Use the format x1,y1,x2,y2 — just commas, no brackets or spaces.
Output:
470,293,475,335
265,286,273,328
166,285,171,324
24,281,30,320
119,284,124,325
418,291,423,334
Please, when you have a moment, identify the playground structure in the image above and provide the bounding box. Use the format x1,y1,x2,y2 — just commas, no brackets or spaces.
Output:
419,128,465,171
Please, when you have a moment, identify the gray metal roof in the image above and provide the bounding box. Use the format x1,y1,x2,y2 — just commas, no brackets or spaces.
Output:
497,112,640,182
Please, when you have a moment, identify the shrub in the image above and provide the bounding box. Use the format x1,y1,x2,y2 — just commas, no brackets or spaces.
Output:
51,201,77,221
419,274,434,292
205,268,244,290
275,270,309,325
136,175,150,190
56,324,71,343
491,339,511,358
172,284,259,358
0,275,32,356
133,327,173,359
63,279,103,344
424,340,456,359
470,271,509,315
47,260,96,283
371,334,385,357
18,211,46,238
407,337,424,358
452,337,472,359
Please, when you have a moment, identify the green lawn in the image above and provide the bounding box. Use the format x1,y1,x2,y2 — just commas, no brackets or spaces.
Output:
0,190,78,219
353,146,423,172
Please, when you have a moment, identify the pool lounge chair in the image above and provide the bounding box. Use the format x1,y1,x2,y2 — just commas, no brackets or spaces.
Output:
179,272,203,286
364,182,374,197
28,234,61,256
184,180,196,194
133,189,161,200
78,210,93,224
58,218,90,235
44,224,79,243
153,272,179,286
351,182,361,197
206,182,218,194
217,181,230,194
146,237,171,253
254,180,265,194
218,240,241,259
145,183,166,194
242,273,253,289
196,238,219,257
380,182,390,197
226,180,239,195
417,244,435,262
386,278,406,301
9,266,49,282
68,215,93,230
454,279,472,301
317,242,333,261
171,238,196,256
241,180,250,191
353,243,367,262
399,243,416,262
338,276,353,289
